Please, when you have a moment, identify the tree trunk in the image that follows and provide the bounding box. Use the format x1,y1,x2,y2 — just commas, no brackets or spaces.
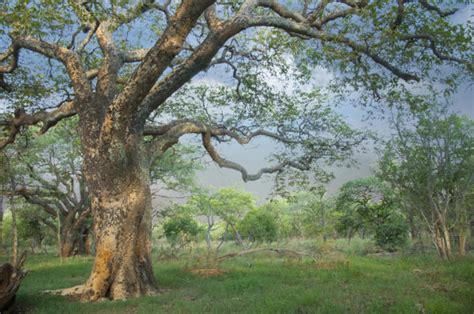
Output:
9,197,17,266
60,232,76,258
0,196,3,253
457,228,467,257
75,226,91,256
206,216,213,252
77,133,157,301
60,224,89,258
432,222,451,260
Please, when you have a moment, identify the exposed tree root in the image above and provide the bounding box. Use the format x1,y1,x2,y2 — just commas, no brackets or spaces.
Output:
44,284,161,301
44,285,85,299
217,248,317,262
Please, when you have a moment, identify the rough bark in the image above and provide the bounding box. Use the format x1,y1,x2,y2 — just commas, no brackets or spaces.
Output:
0,252,27,312
59,220,90,258
77,129,157,301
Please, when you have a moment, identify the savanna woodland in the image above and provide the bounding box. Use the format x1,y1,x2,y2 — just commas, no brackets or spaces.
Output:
0,0,473,312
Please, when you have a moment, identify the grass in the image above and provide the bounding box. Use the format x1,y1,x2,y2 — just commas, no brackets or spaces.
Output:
11,241,474,313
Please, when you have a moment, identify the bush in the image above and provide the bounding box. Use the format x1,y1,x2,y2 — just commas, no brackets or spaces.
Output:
239,209,278,243
163,216,200,247
374,218,408,252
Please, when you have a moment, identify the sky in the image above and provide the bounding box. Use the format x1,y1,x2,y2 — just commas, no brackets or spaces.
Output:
193,86,473,203
183,5,474,203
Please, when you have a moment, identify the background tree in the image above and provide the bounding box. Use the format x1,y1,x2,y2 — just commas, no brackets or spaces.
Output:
335,176,408,250
238,207,278,243
378,107,474,258
0,0,471,300
15,204,53,254
162,213,201,250
2,120,91,258
184,188,255,248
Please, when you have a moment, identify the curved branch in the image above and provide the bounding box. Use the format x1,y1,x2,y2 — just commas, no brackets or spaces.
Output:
0,44,19,74
7,34,92,98
400,33,473,72
104,0,215,130
201,131,310,182
245,16,420,81
419,0,457,17
0,101,76,149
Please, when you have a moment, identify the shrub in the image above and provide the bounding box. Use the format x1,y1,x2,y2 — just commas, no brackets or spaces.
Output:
239,209,278,243
374,217,408,252
163,216,200,247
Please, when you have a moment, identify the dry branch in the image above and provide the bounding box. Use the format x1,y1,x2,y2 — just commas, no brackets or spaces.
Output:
217,248,317,262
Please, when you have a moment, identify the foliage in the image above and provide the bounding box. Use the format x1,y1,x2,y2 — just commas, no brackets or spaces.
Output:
335,177,408,250
238,208,278,243
378,106,474,257
16,205,50,248
149,143,202,192
373,217,408,252
163,215,201,247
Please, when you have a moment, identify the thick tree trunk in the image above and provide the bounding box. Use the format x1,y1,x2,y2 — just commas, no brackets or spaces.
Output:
80,175,156,300
59,225,90,258
77,133,157,301
60,232,76,258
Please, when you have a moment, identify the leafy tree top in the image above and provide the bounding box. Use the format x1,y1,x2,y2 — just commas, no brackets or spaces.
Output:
0,0,472,185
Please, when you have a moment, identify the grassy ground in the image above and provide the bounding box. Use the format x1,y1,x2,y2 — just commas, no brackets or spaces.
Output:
12,241,474,313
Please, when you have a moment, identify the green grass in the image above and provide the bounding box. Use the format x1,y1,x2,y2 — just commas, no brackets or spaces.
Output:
13,246,474,313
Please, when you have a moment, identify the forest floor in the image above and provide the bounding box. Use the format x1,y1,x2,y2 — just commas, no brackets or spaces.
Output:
13,240,474,313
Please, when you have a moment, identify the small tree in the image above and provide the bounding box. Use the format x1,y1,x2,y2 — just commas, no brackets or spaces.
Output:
239,208,278,243
163,215,200,249
379,108,474,258
335,177,408,250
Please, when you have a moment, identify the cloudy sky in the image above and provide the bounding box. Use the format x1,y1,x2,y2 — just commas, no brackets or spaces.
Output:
193,85,472,203
186,5,474,204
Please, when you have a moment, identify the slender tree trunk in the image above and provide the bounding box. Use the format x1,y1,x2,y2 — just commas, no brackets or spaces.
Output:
432,221,451,260
84,228,92,255
320,205,326,243
78,133,157,301
9,196,18,266
206,216,213,252
441,224,452,259
0,195,4,253
457,228,467,257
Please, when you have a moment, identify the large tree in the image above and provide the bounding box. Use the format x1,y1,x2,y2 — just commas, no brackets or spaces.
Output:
0,0,472,300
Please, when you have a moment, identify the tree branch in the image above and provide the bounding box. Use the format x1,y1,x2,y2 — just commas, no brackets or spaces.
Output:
0,101,76,149
103,0,215,131
8,34,92,98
